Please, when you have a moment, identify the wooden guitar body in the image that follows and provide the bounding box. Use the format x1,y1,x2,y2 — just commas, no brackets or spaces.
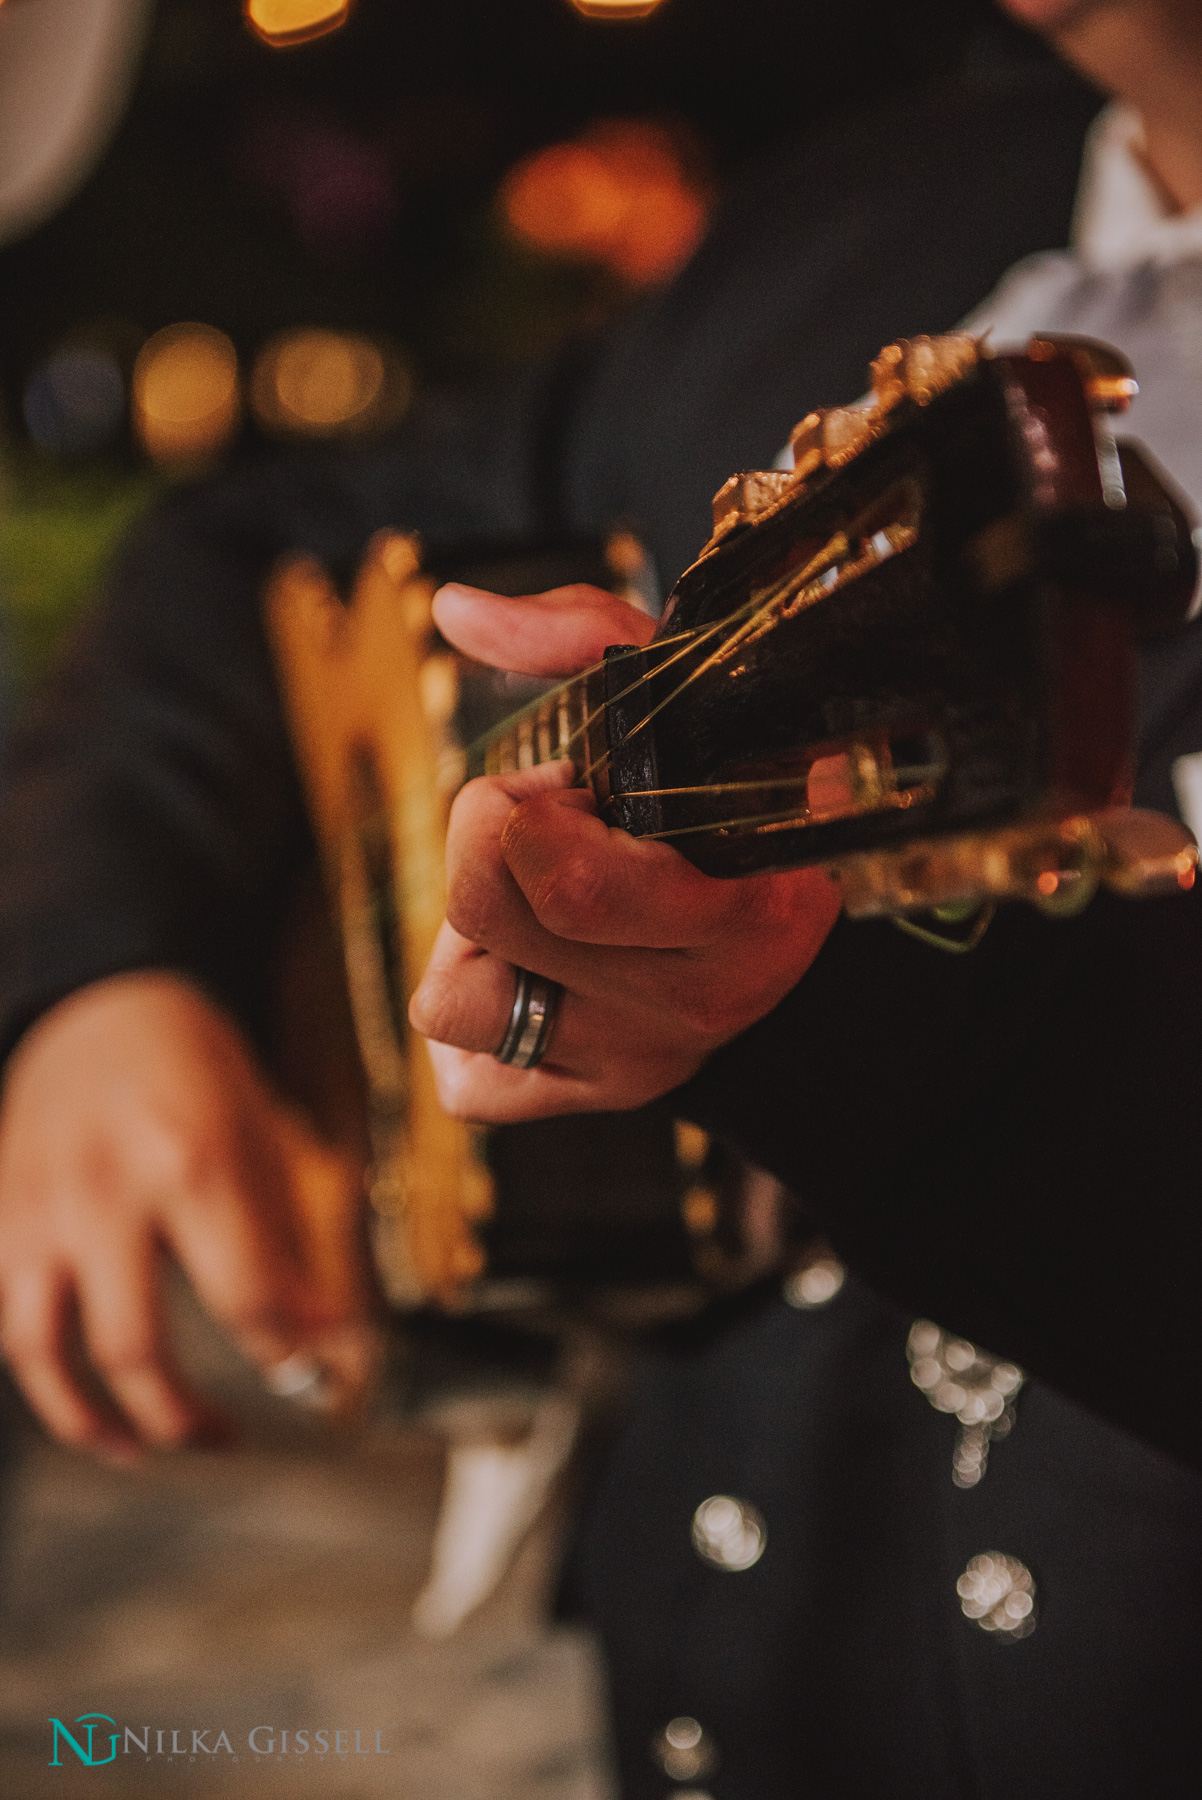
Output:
267,535,493,1303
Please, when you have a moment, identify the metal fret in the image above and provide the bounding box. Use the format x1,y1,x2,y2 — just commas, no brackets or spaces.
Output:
477,675,591,782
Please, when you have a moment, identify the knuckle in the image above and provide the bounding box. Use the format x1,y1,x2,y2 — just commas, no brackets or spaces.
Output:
447,778,508,853
436,1083,475,1122
429,1058,471,1119
428,1049,488,1123
525,847,609,937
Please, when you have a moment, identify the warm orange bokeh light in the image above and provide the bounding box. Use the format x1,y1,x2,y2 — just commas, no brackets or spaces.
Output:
132,324,241,468
500,121,708,287
244,0,351,48
250,328,411,438
567,0,667,16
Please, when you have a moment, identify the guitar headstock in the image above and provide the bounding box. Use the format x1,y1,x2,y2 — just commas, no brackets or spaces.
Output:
597,332,1199,915
697,332,981,566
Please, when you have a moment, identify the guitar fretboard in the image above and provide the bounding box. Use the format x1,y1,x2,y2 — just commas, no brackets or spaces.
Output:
469,672,597,782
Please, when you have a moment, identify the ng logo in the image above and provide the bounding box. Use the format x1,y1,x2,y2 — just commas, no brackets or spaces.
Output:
48,1714,119,1767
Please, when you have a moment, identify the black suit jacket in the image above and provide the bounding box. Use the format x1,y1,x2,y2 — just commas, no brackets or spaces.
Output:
573,1276,1202,1799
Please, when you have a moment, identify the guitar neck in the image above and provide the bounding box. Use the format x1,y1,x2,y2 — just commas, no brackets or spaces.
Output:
468,667,609,785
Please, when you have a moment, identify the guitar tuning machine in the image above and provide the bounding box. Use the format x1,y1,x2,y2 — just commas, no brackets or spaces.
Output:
786,332,982,476
705,333,985,550
830,808,1197,923
709,468,797,541
712,333,1132,553
1024,333,1139,412
704,333,1137,559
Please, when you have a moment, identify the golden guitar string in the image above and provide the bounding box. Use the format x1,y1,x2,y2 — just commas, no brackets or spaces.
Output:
480,492,921,841
576,514,917,814
482,535,846,782
483,606,736,772
578,556,838,787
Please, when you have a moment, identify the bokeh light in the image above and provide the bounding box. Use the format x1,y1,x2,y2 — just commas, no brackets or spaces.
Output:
567,0,667,16
132,324,241,468
23,347,126,457
244,0,351,48
500,121,708,286
249,328,411,438
691,1495,767,1571
783,1256,846,1309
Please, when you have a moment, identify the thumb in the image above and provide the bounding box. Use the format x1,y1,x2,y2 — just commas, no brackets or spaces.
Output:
432,582,656,678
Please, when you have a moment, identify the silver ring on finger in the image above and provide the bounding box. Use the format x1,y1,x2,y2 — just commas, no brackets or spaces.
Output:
493,966,562,1070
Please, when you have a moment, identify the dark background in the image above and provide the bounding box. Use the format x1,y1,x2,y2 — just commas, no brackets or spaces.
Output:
0,0,1030,399
0,0,1033,683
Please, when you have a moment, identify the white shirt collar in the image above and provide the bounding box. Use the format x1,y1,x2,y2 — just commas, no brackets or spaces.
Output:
1072,102,1202,272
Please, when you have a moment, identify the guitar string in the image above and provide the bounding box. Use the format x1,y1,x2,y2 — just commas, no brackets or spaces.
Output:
583,503,920,788
578,534,853,790
503,564,805,774
486,529,849,783
636,785,934,841
483,501,915,831
484,607,735,771
603,753,940,806
632,522,920,818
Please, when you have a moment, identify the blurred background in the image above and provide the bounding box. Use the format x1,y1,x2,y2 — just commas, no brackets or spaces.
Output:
0,0,1019,1793
0,0,1001,691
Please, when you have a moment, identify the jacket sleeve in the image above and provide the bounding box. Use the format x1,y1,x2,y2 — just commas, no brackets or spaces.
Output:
675,879,1202,1468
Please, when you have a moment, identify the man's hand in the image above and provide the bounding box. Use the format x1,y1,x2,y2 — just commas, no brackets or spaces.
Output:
0,973,377,1460
409,583,843,1121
